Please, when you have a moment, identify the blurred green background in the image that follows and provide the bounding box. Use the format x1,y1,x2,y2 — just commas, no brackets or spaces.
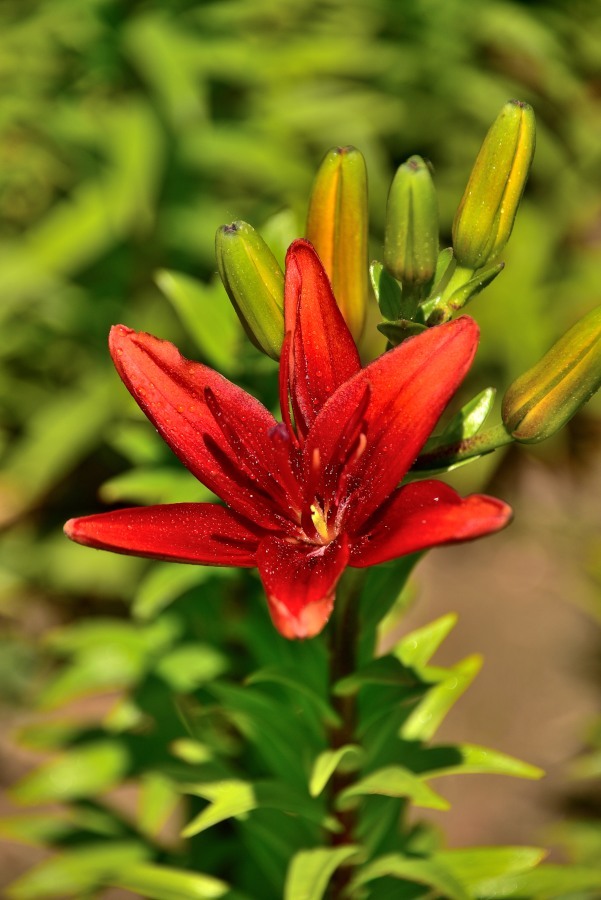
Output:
2,0,601,891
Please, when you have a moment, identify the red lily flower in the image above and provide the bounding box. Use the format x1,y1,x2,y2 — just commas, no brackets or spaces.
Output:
65,241,511,639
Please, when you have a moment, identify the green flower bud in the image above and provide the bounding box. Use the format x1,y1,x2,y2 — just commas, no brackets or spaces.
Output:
453,100,536,270
215,221,285,360
502,306,601,443
306,146,368,341
384,155,439,294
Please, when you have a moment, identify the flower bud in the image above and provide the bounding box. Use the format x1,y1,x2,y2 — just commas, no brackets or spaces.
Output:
215,221,284,360
306,146,368,341
502,306,601,442
452,100,536,270
384,155,438,294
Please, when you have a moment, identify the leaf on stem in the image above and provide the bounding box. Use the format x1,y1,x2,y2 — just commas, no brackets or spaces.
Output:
284,846,361,900
309,745,364,797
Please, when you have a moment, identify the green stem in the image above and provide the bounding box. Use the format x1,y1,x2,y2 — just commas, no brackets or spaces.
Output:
413,422,514,472
328,568,366,898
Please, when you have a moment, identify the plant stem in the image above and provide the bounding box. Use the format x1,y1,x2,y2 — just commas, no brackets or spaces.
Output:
413,422,514,471
328,568,366,898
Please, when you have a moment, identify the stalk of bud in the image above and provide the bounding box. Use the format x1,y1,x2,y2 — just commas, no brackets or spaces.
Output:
452,100,536,270
306,146,368,341
384,155,438,302
502,306,601,442
215,221,285,360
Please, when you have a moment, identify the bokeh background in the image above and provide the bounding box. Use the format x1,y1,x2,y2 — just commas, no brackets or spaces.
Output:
2,0,601,892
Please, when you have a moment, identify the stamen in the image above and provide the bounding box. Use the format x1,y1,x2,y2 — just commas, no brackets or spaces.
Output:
310,503,331,543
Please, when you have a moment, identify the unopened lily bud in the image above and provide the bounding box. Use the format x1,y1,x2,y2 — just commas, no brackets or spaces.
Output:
215,221,284,360
384,155,438,294
306,146,368,341
502,306,601,443
453,100,536,270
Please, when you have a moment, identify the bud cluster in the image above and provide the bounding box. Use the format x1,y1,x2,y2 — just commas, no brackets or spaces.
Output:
213,99,601,455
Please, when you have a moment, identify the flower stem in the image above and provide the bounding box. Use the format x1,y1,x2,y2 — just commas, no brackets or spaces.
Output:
413,422,514,472
328,568,366,898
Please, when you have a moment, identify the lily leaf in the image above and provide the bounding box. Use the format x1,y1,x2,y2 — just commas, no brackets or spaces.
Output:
5,841,148,899
394,613,458,668
422,743,544,781
284,846,361,900
108,863,230,900
246,666,340,726
181,779,333,838
155,269,239,373
474,864,601,898
309,745,364,797
400,655,483,741
430,387,496,446
436,846,547,889
337,765,449,811
11,741,129,805
351,853,470,900
370,261,403,321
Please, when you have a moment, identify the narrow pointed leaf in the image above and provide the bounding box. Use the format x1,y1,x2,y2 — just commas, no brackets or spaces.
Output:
400,655,483,741
351,853,470,900
108,863,230,900
436,846,547,889
11,742,129,805
284,846,361,900
337,765,450,811
422,743,544,781
309,746,364,797
247,666,340,726
395,613,458,668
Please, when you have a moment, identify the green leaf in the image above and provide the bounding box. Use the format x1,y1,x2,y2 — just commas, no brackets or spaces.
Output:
284,846,361,900
11,741,129,805
377,320,428,346
5,842,148,899
434,387,496,444
181,780,332,838
170,738,213,765
395,613,458,668
108,863,230,900
309,746,364,797
338,766,449,811
436,846,547,889
334,656,422,697
155,269,240,372
351,853,470,900
423,743,544,781
134,563,226,620
400,655,483,741
247,666,340,726
0,813,74,847
370,261,403,321
100,467,213,505
359,555,422,648
139,773,181,840
475,864,601,898
156,644,228,693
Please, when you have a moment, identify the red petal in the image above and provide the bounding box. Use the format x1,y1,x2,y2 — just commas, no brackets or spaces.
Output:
256,535,350,639
304,317,480,529
350,480,512,566
284,241,361,437
109,326,297,529
64,503,260,566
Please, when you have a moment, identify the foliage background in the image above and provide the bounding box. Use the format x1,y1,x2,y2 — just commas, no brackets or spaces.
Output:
2,0,601,893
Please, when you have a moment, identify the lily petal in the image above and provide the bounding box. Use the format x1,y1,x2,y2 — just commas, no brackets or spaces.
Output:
256,534,350,639
110,326,295,529
305,316,479,528
284,240,361,437
65,503,260,566
350,480,512,567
